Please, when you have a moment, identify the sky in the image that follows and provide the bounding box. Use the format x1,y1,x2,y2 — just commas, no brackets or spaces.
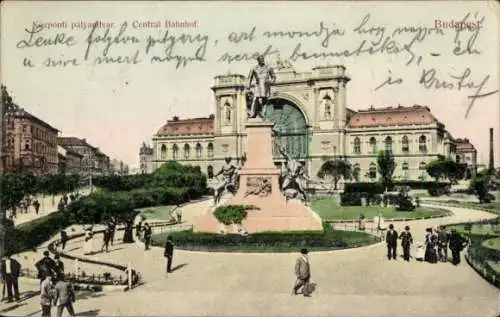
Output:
1,1,499,168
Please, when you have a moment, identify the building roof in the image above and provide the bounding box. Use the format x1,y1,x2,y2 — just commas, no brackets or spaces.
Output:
456,138,477,152
58,137,97,150
156,115,214,136
6,103,59,132
347,105,440,128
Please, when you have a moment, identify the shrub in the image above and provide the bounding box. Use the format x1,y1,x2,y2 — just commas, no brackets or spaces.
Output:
213,205,257,225
344,183,384,194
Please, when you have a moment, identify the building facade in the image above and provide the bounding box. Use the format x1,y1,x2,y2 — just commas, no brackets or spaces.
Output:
456,138,477,178
139,142,154,174
57,137,110,175
3,104,59,175
151,63,467,184
57,145,83,175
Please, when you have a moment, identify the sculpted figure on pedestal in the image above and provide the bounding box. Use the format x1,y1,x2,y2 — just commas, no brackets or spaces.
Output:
246,55,276,119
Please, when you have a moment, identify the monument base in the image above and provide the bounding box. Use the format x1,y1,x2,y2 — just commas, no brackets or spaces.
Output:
194,118,322,234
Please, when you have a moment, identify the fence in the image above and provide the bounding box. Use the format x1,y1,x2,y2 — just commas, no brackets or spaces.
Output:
19,267,128,286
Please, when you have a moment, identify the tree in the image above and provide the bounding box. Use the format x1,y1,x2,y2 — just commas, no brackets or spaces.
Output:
317,160,351,191
426,158,461,183
377,150,396,192
469,170,494,203
0,172,37,213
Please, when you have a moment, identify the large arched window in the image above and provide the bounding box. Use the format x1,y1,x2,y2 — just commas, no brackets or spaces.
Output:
196,143,202,158
369,137,377,154
184,144,190,159
353,137,361,154
402,136,409,153
385,136,393,154
160,144,167,160
419,135,427,153
402,162,410,179
172,144,179,160
369,163,377,180
207,165,214,179
207,143,214,157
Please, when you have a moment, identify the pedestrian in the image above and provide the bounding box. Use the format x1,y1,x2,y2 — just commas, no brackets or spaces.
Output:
136,217,144,239
449,229,468,265
399,225,413,261
35,251,58,283
109,217,116,245
53,274,76,317
40,273,54,317
0,254,21,302
176,207,182,224
437,226,450,262
424,228,438,263
101,227,111,252
292,248,312,297
143,223,152,250
33,199,41,215
358,214,366,231
63,194,68,206
60,230,69,251
54,255,64,274
164,236,174,274
83,227,94,255
385,224,398,260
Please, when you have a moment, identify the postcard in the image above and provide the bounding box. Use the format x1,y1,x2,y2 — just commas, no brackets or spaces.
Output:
0,1,499,316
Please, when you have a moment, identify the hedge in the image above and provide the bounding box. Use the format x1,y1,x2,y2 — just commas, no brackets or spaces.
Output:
150,223,381,252
344,181,451,194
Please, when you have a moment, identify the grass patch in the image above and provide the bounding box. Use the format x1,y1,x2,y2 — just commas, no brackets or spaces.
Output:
137,205,176,220
483,237,500,250
310,197,446,221
439,201,500,215
150,225,380,252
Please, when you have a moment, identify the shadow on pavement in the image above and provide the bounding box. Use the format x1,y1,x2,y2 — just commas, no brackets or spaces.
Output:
75,291,106,301
0,302,27,314
170,263,188,273
75,309,100,316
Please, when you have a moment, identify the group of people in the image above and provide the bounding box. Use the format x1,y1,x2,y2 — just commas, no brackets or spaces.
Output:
135,218,153,250
385,224,469,264
7,194,41,220
57,193,80,212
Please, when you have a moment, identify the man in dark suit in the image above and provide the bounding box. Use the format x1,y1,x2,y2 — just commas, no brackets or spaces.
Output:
399,225,413,261
386,224,398,260
36,251,58,282
0,254,21,302
292,248,311,297
53,274,76,317
449,229,468,265
164,236,174,273
143,223,152,250
60,230,69,251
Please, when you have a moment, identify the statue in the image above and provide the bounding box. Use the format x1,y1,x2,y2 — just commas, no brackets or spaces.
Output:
213,157,239,205
278,146,310,202
247,55,276,119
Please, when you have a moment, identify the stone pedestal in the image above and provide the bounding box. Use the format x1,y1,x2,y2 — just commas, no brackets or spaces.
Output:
194,118,322,233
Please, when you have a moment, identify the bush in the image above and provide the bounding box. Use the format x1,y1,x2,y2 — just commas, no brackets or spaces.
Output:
4,211,71,255
427,183,451,196
395,192,416,212
150,226,379,252
213,205,257,225
344,183,384,194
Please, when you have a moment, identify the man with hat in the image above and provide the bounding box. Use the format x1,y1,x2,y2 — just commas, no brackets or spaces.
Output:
0,254,21,302
292,248,312,297
35,251,58,283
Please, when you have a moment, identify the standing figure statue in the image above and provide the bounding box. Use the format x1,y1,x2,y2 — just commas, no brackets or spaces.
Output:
247,55,276,119
278,146,310,202
213,157,239,205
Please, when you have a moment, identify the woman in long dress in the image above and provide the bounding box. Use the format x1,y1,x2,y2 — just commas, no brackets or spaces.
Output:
424,228,438,263
83,227,94,255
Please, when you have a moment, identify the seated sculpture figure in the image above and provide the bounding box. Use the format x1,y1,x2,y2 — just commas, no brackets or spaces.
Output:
212,157,239,205
278,146,310,202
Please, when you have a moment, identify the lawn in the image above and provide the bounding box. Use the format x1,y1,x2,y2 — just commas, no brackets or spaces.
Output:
447,201,500,215
310,198,445,221
483,237,500,250
137,205,176,220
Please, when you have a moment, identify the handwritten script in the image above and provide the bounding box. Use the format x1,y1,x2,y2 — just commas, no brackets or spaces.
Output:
14,13,498,118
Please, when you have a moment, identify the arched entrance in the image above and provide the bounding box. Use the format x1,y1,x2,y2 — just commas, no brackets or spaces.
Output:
262,98,309,161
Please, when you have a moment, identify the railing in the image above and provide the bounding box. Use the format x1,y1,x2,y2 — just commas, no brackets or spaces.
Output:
19,268,127,286
150,222,193,235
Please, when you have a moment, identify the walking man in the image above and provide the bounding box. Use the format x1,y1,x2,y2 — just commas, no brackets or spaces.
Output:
437,226,450,262
36,251,58,283
33,199,41,215
143,223,152,250
449,229,468,265
164,236,174,274
109,217,116,245
399,225,413,261
53,274,76,317
60,230,69,251
0,255,21,302
101,227,111,252
40,273,54,317
386,224,398,260
54,255,64,275
292,248,312,297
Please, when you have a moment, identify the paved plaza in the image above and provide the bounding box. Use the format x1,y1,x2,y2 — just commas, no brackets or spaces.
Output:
2,200,499,317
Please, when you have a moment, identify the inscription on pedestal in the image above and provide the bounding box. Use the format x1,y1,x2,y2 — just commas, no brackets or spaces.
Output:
244,176,272,197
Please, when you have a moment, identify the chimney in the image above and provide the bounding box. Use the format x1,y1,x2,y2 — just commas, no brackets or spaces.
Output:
489,128,494,171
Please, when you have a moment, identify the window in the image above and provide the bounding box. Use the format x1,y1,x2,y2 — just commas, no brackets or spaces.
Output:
353,137,361,154
224,102,231,124
184,144,190,159
369,137,377,154
419,135,427,153
369,163,377,180
419,162,427,181
207,143,214,157
402,136,409,153
207,165,214,179
22,125,27,133
196,143,202,158
402,162,410,179
323,95,332,119
385,136,393,154
172,144,179,160
160,144,167,160
353,163,361,181
24,140,30,150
